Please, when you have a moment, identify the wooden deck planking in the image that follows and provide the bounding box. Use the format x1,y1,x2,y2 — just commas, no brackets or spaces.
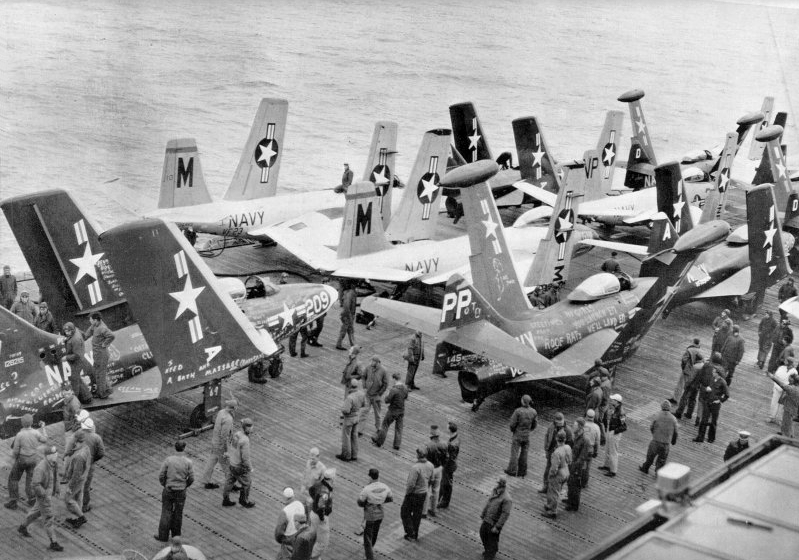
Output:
2,186,795,560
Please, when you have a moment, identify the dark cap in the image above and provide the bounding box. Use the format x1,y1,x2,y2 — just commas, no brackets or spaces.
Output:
241,417,254,427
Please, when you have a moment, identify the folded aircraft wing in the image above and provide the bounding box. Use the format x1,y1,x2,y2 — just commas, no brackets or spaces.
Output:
332,266,422,283
580,239,650,256
512,180,557,206
361,296,440,336
692,267,751,299
253,213,339,271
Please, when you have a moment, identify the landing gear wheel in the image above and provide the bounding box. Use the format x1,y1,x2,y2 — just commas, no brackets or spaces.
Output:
248,361,268,384
189,404,206,429
268,357,283,379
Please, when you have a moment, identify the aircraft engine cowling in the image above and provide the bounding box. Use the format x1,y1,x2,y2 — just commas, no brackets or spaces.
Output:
457,362,522,405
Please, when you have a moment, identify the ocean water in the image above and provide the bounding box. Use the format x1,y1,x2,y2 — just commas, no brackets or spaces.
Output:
1,0,798,271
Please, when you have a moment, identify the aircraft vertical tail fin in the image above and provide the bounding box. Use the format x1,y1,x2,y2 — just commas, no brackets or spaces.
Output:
223,98,288,201
512,116,562,193
439,274,496,330
646,213,679,254
747,184,791,294
361,121,399,230
748,97,775,160
594,110,624,195
99,219,278,396
1,189,129,330
441,161,531,318
756,125,794,218
449,102,493,163
385,129,451,243
751,112,787,185
655,161,694,236
618,89,657,190
700,132,738,223
524,150,593,287
337,181,392,259
158,138,213,209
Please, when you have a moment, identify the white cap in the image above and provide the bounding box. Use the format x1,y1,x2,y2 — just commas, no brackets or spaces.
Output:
282,487,295,499
81,417,95,431
76,409,90,422
610,394,622,403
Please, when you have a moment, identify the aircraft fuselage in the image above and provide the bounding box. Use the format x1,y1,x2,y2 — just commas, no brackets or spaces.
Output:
581,182,709,226
149,189,398,239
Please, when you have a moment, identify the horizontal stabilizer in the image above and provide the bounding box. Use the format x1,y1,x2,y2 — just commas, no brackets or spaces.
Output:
580,239,650,256
691,268,750,299
332,266,421,283
255,217,339,271
548,329,619,377
512,181,557,206
361,296,440,337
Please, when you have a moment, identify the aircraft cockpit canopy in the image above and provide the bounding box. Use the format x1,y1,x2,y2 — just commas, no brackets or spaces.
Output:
568,271,636,302
681,166,709,183
217,277,247,304
681,148,715,164
244,275,280,299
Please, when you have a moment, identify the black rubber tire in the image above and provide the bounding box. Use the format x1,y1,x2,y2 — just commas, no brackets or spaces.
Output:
189,403,206,429
248,361,268,384
268,358,283,379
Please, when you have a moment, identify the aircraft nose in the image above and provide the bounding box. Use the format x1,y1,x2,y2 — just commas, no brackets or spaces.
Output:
323,285,339,310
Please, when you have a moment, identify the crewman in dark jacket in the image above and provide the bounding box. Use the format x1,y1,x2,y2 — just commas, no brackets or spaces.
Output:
479,476,512,560
694,363,730,443
335,284,357,350
505,394,537,477
720,325,745,386
33,302,56,333
757,311,779,369
61,322,90,399
679,352,721,423
372,372,408,449
424,425,448,517
437,421,459,509
156,440,194,542
565,418,590,512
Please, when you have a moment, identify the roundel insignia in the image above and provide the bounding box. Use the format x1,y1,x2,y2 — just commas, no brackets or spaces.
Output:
371,164,391,196
718,167,730,192
254,138,279,169
417,172,441,203
603,142,616,166
554,209,575,243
